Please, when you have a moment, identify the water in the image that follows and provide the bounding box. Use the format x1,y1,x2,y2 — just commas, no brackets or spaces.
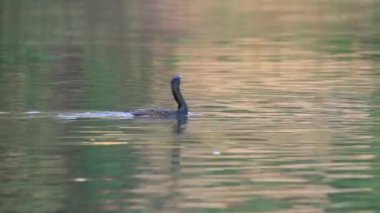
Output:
0,1,379,212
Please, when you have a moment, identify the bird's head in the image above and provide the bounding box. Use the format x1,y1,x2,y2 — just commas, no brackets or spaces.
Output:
171,75,182,86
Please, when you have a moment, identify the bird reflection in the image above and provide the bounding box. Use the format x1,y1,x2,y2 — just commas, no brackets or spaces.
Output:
172,115,188,134
171,115,187,173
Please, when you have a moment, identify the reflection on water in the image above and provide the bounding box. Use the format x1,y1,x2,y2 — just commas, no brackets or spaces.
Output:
57,111,134,120
0,0,379,212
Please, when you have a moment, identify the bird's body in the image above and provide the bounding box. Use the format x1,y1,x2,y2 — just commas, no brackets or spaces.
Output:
130,108,179,119
131,75,188,119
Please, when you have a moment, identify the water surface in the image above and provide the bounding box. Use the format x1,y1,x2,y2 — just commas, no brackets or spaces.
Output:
0,1,379,212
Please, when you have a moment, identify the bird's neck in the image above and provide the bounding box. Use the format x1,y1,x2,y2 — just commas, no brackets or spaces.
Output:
172,84,188,115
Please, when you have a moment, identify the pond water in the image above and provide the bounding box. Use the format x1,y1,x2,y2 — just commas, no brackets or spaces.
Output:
0,1,379,212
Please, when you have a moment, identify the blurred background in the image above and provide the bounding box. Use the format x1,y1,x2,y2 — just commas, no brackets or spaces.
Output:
0,0,379,212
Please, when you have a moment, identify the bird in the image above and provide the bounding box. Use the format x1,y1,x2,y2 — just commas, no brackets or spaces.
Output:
130,75,188,119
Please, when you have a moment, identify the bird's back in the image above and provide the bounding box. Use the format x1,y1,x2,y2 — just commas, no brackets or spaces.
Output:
130,108,178,119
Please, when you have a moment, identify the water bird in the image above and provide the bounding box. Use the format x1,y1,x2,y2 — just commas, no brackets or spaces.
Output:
131,75,188,119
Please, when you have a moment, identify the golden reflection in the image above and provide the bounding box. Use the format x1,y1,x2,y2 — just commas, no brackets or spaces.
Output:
127,27,375,211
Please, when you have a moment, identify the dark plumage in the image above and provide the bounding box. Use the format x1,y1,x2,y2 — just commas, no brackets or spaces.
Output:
131,75,188,119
